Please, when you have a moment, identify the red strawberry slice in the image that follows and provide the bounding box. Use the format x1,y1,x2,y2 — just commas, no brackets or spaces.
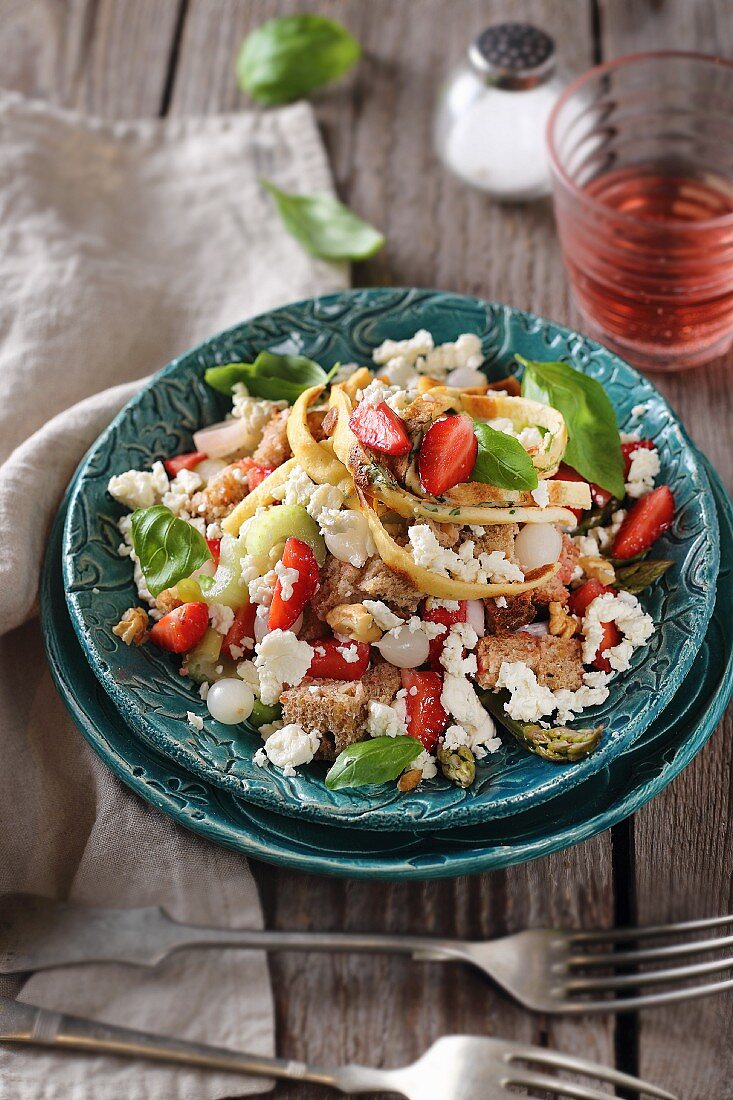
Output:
568,579,615,619
246,463,276,492
349,401,412,455
221,602,257,660
612,485,674,561
163,451,207,477
267,537,320,632
401,669,448,752
418,414,478,496
422,599,467,670
622,439,655,478
205,538,221,566
307,639,371,680
149,602,209,654
593,620,622,673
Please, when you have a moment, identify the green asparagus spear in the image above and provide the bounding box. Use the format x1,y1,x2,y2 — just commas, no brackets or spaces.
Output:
481,692,603,763
437,744,476,788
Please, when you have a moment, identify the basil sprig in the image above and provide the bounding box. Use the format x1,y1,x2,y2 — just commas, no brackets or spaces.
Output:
130,505,212,598
237,14,361,106
205,350,336,402
518,356,625,499
614,559,673,594
262,180,385,261
325,736,422,790
471,420,538,491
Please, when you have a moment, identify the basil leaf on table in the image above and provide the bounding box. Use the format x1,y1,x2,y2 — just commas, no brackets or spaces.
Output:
518,355,625,499
205,350,330,402
614,558,674,594
471,420,538,491
130,505,212,598
237,14,361,106
261,179,385,261
325,736,422,790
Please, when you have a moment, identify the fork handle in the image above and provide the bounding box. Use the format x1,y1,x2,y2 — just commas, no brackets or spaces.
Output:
0,997,393,1095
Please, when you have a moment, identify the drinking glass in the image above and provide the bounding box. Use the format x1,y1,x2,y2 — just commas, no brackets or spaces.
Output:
547,52,733,371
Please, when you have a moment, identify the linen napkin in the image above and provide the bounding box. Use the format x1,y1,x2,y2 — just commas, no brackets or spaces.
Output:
0,91,348,1099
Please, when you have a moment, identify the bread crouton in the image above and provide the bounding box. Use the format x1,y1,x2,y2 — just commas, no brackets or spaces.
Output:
280,660,401,758
252,408,291,467
476,634,584,691
189,461,250,523
310,557,364,620
484,591,536,634
469,523,519,561
358,557,422,612
532,534,579,606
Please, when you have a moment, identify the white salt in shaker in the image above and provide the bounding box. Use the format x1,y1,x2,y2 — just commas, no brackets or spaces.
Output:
435,23,564,201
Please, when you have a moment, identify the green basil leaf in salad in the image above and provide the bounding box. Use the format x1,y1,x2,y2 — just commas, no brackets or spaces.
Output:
261,179,385,261
471,420,538,491
518,355,625,500
130,505,212,598
614,558,674,594
480,691,603,764
237,14,360,106
205,351,336,402
325,736,422,790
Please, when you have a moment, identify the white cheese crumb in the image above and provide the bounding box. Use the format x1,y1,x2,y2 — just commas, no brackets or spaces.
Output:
581,591,655,671
625,445,660,499
259,723,321,777
186,711,204,732
108,461,169,511
208,603,235,636
318,508,376,568
367,701,409,739
531,480,550,509
254,630,314,705
274,560,299,602
198,681,210,701
362,600,404,631
440,672,499,757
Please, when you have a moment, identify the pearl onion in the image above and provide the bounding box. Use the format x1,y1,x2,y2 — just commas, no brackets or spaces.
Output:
254,604,269,643
377,625,430,668
445,366,487,389
514,523,563,573
465,599,485,638
206,678,255,724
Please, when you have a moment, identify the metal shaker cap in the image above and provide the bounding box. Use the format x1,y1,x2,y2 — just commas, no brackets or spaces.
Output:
468,23,556,89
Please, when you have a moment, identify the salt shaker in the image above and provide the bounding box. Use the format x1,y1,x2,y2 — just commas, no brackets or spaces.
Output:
435,23,564,201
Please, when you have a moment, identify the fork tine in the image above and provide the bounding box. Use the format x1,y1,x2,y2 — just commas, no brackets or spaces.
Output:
507,1045,677,1098
506,1067,676,1100
569,914,733,945
568,932,733,968
566,954,733,992
564,974,733,1012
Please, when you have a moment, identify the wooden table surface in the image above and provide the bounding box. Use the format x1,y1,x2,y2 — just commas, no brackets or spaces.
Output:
4,1,732,1096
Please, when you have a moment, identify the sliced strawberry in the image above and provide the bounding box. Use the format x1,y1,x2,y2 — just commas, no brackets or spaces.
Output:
349,401,412,455
247,463,276,492
593,620,622,673
267,537,320,632
221,602,257,660
612,485,674,561
163,451,207,477
568,579,615,618
418,414,478,497
622,439,655,478
149,602,209,654
422,599,467,670
307,639,370,680
401,670,448,752
206,538,221,566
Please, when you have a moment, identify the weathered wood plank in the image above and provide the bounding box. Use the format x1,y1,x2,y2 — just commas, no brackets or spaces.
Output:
599,4,733,1095
0,0,182,117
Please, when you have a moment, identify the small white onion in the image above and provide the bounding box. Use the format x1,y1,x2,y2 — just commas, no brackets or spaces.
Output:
206,678,255,724
254,604,270,643
445,366,487,389
514,523,563,573
194,457,228,482
518,621,550,637
377,625,430,669
465,599,485,638
193,418,252,459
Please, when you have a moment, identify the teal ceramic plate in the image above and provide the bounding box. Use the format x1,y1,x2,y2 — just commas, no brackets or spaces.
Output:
44,455,733,878
62,290,719,830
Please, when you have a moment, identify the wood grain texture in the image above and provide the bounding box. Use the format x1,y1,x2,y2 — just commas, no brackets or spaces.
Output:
599,4,733,1096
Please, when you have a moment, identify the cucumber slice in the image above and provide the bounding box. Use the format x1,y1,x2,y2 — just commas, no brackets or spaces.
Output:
185,627,237,684
202,533,251,608
244,504,326,566
175,576,205,603
248,699,283,728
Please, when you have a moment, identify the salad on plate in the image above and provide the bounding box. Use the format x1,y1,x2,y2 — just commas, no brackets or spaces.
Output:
107,330,675,792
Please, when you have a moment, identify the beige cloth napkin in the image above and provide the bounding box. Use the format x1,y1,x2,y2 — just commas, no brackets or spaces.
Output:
0,91,348,1099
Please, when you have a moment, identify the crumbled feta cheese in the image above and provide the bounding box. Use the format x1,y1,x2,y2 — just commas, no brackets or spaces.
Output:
117,515,158,612
442,719,501,758
272,464,316,507
531,480,550,509
209,603,235,636
554,671,611,723
253,748,267,768
408,525,524,584
581,591,654,671
336,643,361,663
186,711,204,732
495,661,558,722
495,596,508,608
418,334,483,378
362,600,404,631
440,673,499,756
206,522,223,540
518,425,545,450
318,508,376,568
274,560,299,602
574,534,599,557
625,445,660,499
198,681,210,701
425,597,461,611
620,430,641,443
254,630,313,705
306,482,345,524
248,569,277,607
367,701,409,739
412,749,438,780
381,360,420,388
372,330,434,367
260,720,284,739
403,615,447,640
236,659,261,691
231,384,287,452
331,363,361,384
359,378,394,406
108,461,169,511
259,723,321,776
439,621,479,678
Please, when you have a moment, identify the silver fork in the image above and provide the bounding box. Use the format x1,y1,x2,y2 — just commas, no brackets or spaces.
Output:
2,894,732,1014
0,996,676,1098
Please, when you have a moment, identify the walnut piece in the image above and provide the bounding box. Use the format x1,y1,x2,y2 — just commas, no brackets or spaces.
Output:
155,588,183,614
579,555,616,585
112,606,149,646
397,769,422,793
325,603,382,643
548,601,578,640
